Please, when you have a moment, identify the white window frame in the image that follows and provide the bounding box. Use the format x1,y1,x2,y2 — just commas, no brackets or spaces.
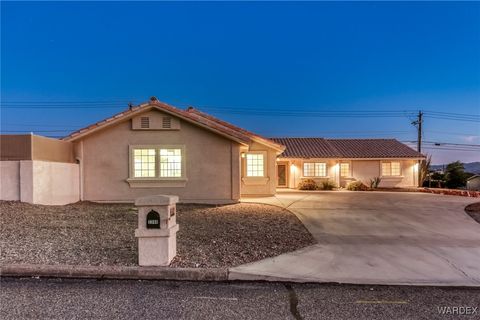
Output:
245,152,266,177
381,161,402,177
340,162,351,178
128,145,186,181
132,148,157,178
303,162,327,177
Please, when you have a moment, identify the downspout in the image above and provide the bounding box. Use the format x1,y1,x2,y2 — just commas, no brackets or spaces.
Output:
230,142,233,201
76,140,84,201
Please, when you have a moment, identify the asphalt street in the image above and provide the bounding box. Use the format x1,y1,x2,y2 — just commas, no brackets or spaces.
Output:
1,278,479,319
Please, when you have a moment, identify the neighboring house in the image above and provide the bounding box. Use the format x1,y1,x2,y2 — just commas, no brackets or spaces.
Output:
467,175,480,191
0,98,424,205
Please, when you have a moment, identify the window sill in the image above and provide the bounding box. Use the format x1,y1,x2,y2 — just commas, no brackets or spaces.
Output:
242,177,270,185
380,176,404,179
126,178,188,188
300,176,330,179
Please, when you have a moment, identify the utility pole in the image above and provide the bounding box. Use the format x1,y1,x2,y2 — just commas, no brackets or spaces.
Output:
412,111,423,153
412,111,424,187
417,111,423,153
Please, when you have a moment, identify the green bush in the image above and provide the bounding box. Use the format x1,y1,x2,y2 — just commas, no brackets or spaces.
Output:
369,177,381,189
321,180,337,190
346,180,369,191
298,179,318,190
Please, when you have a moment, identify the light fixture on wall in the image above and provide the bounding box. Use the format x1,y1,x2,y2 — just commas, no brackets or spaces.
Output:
241,152,246,158
290,163,297,188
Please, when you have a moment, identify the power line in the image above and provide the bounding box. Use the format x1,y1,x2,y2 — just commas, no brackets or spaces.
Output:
403,141,480,148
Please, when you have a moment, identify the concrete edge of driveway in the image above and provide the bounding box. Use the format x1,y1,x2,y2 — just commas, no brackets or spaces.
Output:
0,264,228,281
3,263,480,288
228,270,480,288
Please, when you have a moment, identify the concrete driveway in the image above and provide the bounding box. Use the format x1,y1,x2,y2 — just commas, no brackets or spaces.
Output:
231,191,480,286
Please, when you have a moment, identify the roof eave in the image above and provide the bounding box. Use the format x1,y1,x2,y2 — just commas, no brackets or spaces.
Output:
63,103,250,146
278,156,426,160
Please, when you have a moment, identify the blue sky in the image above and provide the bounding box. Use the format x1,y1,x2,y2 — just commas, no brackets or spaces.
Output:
1,1,479,164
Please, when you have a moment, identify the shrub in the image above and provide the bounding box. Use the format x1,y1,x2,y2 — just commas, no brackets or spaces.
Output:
369,177,381,189
321,180,337,190
347,180,369,191
298,179,318,190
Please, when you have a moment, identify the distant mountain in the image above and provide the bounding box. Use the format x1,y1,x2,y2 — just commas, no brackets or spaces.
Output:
431,162,480,174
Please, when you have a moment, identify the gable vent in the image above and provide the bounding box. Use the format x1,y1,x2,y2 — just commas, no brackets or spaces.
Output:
140,117,150,129
162,117,172,129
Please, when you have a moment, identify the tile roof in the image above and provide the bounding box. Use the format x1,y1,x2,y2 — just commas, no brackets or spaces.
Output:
186,108,285,151
62,98,284,151
272,138,342,158
271,137,424,159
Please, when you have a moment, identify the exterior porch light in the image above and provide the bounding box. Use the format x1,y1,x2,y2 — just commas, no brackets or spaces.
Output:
241,152,246,158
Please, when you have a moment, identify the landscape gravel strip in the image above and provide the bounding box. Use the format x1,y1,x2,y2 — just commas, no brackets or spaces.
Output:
0,201,315,268
465,202,480,224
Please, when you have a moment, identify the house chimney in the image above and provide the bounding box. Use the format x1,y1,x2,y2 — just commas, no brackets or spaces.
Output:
150,96,159,102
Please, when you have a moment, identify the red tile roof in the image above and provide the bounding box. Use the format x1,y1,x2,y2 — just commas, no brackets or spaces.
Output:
271,137,424,159
272,138,342,158
63,98,284,151
186,107,285,151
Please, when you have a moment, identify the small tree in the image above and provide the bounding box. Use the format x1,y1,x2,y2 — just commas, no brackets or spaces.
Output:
445,161,466,189
419,155,431,187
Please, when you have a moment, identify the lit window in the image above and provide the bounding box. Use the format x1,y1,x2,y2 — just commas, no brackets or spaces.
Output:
133,149,156,177
382,161,401,176
340,163,350,177
303,162,327,177
246,153,264,177
303,163,315,177
160,149,182,177
391,162,401,176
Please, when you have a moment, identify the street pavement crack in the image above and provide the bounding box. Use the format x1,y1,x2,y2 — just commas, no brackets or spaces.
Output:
421,246,480,285
284,283,303,320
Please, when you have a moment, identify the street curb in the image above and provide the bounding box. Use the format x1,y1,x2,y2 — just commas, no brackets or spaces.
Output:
0,264,228,281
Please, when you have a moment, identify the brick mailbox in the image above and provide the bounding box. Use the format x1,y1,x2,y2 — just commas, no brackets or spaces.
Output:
134,195,179,266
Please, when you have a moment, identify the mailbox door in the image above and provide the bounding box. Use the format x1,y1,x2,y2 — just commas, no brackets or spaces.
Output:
146,210,160,229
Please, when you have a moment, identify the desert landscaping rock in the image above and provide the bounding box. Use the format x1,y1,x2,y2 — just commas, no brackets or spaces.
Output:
465,202,480,224
0,201,314,268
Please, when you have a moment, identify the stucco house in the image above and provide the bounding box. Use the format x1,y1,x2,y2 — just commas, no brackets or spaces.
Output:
0,98,424,205
467,175,480,191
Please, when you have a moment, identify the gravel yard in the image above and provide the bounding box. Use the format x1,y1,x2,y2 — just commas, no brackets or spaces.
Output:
0,201,314,268
465,202,480,224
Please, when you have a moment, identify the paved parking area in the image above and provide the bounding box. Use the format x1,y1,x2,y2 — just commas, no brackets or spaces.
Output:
234,192,480,286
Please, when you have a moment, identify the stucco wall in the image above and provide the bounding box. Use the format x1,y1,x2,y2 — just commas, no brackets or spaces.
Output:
0,135,31,161
30,160,80,205
287,159,339,189
76,110,241,203
0,160,80,204
467,177,480,191
0,161,20,200
240,141,278,196
351,159,417,188
0,134,74,163
284,158,418,189
31,135,75,163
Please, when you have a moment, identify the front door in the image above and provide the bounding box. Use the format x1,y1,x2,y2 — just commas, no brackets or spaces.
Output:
277,164,287,187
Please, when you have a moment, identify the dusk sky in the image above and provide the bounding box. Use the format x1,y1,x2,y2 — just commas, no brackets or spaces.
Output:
1,1,479,165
